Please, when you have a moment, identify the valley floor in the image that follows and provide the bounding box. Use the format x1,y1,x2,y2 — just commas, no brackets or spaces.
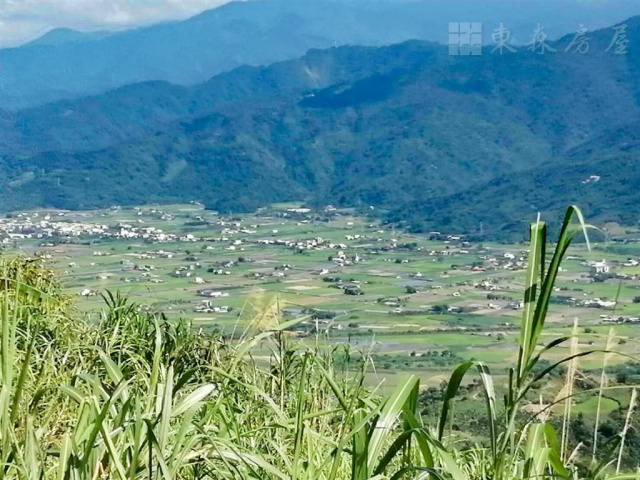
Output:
3,203,639,394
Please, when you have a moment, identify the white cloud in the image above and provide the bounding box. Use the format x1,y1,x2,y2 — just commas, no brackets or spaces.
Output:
0,0,235,48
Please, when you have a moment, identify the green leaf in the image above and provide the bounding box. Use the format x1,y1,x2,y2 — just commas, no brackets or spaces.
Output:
438,362,474,441
368,375,419,474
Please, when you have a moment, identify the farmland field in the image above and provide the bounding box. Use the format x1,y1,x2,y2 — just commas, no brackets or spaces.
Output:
3,202,639,395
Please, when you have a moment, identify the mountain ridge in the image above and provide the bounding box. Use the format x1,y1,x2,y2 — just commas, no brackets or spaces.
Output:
1,18,639,238
3,0,640,109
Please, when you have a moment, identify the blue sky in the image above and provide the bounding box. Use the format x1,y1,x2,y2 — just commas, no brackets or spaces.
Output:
0,0,234,47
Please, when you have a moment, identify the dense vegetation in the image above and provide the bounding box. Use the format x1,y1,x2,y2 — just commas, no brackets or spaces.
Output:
1,19,640,238
0,207,637,479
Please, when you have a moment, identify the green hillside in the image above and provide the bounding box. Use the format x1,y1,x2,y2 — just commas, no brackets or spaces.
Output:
1,18,639,238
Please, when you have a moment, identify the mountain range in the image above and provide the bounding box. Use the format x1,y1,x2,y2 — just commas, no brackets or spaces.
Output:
0,10,639,239
2,0,640,110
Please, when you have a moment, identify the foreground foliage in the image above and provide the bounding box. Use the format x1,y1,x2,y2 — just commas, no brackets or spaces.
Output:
0,207,637,479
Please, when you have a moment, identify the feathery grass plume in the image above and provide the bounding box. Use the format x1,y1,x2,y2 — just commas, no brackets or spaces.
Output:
593,327,616,464
560,317,580,461
617,389,638,474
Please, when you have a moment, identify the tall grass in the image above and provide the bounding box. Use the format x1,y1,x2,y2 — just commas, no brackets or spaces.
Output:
0,207,637,479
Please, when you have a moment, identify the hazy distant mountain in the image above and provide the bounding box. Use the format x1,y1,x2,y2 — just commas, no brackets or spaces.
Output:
0,16,638,238
25,28,115,47
2,0,640,109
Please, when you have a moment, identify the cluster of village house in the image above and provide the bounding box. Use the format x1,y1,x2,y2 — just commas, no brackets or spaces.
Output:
193,301,231,314
475,252,528,271
256,236,350,251
0,212,109,242
0,212,194,244
11,206,640,328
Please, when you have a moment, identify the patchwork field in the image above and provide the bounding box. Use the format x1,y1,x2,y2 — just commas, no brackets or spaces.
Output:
3,203,639,395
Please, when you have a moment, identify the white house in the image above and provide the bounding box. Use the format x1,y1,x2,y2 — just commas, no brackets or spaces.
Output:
591,260,610,274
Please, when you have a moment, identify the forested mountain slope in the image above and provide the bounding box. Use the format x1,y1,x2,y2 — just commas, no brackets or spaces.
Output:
1,18,639,238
